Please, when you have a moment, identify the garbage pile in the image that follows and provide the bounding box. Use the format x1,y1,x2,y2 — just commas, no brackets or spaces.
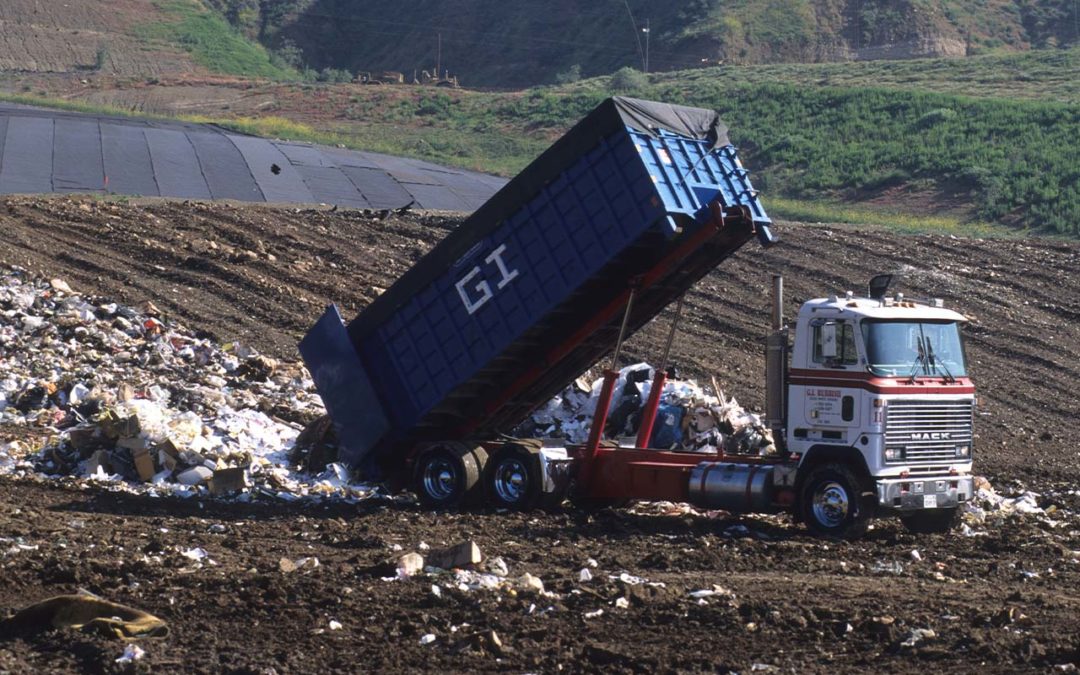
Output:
0,266,376,502
520,363,776,455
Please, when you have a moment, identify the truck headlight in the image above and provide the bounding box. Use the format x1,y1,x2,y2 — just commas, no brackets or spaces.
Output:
956,445,971,458
885,447,903,461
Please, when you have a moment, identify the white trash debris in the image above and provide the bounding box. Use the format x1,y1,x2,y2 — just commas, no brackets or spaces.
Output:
579,568,593,583
518,362,775,454
517,573,546,594
115,644,145,664
0,265,392,504
181,547,209,562
901,628,936,647
485,556,509,577
419,633,437,645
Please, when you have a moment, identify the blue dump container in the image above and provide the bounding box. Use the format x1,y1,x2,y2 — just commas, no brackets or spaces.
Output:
301,97,772,476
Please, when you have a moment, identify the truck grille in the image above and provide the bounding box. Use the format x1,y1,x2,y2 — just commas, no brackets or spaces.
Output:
884,400,974,463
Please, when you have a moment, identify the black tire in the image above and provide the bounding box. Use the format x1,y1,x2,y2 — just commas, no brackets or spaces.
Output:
900,507,960,534
485,444,543,510
414,443,485,508
799,463,872,539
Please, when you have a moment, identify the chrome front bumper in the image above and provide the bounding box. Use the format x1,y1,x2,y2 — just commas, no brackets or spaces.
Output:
876,475,973,512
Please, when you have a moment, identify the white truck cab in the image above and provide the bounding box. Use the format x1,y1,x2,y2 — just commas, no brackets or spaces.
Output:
773,278,975,535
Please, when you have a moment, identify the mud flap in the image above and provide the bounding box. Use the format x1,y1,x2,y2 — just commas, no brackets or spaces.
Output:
299,305,389,474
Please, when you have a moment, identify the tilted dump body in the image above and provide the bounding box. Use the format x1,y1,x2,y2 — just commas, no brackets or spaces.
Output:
300,96,772,476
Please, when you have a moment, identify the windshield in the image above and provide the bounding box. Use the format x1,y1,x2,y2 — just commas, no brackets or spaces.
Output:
861,320,968,378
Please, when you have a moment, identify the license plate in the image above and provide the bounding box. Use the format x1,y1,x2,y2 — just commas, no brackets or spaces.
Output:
923,494,938,509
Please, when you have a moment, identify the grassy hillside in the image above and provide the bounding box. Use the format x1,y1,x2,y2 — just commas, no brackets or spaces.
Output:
349,82,1077,234
136,0,296,79
209,0,1080,87
0,0,293,79
649,48,1080,103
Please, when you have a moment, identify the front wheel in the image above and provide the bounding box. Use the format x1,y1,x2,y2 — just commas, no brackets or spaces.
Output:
900,508,959,534
799,463,872,539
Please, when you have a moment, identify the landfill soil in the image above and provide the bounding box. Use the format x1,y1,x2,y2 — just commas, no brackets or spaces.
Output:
0,195,1079,672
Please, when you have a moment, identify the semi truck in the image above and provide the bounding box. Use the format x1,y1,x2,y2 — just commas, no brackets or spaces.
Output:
300,97,975,538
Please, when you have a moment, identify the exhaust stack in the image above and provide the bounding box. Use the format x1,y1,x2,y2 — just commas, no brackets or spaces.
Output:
765,274,788,446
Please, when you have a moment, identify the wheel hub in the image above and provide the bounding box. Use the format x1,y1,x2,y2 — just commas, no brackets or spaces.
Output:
812,481,850,528
423,457,457,501
493,458,528,503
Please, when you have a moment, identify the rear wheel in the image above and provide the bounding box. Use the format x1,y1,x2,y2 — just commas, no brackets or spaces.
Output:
485,444,542,510
414,443,486,508
900,507,959,534
799,463,871,539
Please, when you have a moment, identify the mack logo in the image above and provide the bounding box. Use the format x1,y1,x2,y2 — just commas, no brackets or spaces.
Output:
911,432,951,441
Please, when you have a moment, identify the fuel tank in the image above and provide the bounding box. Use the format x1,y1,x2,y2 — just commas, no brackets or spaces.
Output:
688,462,775,513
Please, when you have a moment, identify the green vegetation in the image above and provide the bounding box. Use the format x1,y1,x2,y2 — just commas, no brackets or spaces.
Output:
766,197,1012,238
648,48,1080,103
325,79,1080,235
137,0,295,79
689,83,1079,235
610,67,649,93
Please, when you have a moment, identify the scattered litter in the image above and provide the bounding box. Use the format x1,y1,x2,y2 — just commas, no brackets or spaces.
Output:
328,620,343,631
614,597,630,609
901,628,936,647
579,568,593,582
872,560,905,575
584,609,604,619
517,573,545,594
689,586,734,599
180,547,209,562
485,556,509,577
280,557,320,574
426,541,482,570
115,644,146,664
910,550,922,563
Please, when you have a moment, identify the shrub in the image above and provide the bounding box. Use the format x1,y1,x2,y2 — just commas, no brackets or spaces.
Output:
610,67,647,93
555,64,582,85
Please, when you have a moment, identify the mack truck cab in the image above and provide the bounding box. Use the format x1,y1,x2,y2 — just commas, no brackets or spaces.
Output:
773,274,975,536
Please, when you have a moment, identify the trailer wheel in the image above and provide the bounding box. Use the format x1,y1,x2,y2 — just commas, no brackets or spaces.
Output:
900,508,959,534
485,444,542,510
414,443,485,508
800,463,871,539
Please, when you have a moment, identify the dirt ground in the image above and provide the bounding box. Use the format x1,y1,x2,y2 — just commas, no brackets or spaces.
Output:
0,196,1079,672
0,1,200,77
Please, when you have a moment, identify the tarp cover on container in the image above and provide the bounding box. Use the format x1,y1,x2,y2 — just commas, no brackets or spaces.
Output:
351,97,734,338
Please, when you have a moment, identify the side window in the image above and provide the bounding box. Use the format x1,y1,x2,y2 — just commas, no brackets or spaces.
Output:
813,320,858,366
